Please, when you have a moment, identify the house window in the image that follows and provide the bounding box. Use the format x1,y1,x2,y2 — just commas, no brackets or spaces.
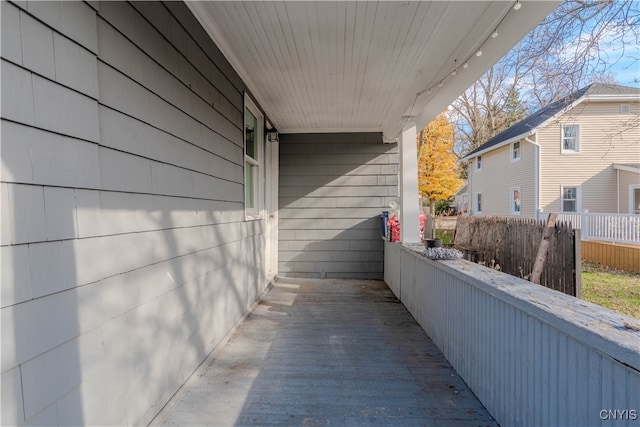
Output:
561,186,579,212
620,104,630,114
510,187,521,215
511,141,521,161
475,192,482,214
561,124,580,153
476,155,482,171
632,185,640,214
244,95,263,218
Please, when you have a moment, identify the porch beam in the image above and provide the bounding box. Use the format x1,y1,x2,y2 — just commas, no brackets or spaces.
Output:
399,123,420,243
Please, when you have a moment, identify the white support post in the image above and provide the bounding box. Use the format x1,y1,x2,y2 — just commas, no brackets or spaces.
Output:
399,123,420,243
582,209,589,240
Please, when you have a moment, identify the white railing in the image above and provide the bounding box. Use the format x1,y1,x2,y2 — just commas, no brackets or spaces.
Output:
538,210,640,245
385,242,640,427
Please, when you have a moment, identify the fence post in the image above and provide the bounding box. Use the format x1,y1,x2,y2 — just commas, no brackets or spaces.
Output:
574,228,582,299
536,209,543,221
582,209,589,241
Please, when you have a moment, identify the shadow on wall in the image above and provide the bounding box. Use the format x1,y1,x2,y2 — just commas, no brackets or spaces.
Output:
1,179,264,425
2,182,83,426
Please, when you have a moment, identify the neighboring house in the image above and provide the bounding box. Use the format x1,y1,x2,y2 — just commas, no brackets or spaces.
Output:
461,83,640,218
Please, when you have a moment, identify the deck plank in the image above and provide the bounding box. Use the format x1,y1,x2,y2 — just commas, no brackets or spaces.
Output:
158,278,496,426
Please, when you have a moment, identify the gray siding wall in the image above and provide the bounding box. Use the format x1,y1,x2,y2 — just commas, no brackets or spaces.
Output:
1,2,266,425
279,133,398,279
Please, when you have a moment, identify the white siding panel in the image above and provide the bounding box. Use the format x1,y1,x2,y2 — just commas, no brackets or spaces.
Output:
1,60,35,126
43,187,78,241
1,120,33,184
1,366,25,426
1,289,81,373
21,338,83,420
74,189,102,238
2,2,23,64
0,245,33,308
32,75,99,143
52,33,99,98
98,147,153,194
27,1,98,53
20,12,56,79
1,184,46,246
0,121,101,188
29,240,77,298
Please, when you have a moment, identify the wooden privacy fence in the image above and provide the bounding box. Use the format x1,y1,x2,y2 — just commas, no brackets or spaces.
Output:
454,216,581,297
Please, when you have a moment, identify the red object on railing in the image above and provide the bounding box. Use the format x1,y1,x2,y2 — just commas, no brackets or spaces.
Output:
389,216,400,242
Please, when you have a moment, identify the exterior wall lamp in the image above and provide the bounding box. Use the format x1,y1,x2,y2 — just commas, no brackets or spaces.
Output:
267,129,279,143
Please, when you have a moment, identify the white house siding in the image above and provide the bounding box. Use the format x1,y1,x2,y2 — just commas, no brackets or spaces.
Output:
1,2,268,426
279,133,398,279
538,101,640,213
467,140,536,217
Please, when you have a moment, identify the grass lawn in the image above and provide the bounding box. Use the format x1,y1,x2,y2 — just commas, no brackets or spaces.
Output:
581,262,640,319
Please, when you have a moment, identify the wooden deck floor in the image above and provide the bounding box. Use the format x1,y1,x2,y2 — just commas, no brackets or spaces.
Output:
155,278,496,427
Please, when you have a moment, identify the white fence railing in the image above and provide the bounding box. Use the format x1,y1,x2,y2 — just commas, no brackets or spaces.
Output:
538,210,640,245
385,242,640,427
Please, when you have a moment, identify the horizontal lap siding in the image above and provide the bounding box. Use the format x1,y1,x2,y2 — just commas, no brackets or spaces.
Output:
618,170,639,214
467,140,536,217
279,134,398,279
539,102,640,213
1,2,264,426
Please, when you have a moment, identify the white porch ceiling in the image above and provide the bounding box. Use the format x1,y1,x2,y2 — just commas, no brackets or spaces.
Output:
187,1,558,141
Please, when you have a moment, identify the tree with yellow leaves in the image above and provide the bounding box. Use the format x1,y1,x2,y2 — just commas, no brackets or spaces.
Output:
417,113,464,216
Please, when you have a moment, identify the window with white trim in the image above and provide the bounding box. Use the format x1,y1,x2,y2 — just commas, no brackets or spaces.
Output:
511,141,521,161
475,192,482,214
476,155,482,171
244,95,263,218
561,124,580,153
561,186,579,212
631,185,640,214
510,187,521,215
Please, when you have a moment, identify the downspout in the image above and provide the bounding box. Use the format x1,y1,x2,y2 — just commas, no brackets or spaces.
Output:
525,133,540,218
616,168,620,213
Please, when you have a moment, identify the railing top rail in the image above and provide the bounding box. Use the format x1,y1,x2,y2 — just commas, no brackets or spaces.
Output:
586,212,640,218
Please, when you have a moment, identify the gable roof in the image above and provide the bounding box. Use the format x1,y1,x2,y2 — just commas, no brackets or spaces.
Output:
461,83,640,161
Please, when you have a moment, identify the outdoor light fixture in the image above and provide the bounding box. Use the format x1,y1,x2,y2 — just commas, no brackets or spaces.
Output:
463,62,469,69
266,129,279,143
513,1,521,11
476,49,483,57
492,29,499,38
